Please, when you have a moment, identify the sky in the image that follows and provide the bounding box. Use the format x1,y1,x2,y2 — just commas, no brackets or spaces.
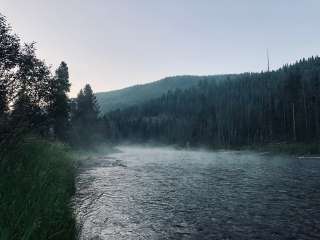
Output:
2,0,320,96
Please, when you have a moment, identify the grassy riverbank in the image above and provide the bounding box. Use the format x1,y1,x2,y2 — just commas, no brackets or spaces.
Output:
0,139,76,240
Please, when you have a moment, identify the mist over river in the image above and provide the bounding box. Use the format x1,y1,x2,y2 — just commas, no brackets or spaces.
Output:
74,146,320,240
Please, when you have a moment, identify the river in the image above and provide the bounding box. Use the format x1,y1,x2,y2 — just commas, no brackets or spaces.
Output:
74,146,320,240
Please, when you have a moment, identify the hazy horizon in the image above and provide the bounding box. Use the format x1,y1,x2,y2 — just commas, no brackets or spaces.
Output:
2,0,320,96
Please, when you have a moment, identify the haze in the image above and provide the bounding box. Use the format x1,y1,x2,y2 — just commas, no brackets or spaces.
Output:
2,0,320,96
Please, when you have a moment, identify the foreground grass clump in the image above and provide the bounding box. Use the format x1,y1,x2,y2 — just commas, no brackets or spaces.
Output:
0,139,76,240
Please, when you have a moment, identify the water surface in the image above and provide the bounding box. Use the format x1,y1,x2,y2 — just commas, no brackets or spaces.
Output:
75,146,320,239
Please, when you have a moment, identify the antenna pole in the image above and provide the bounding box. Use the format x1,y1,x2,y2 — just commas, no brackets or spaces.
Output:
267,48,270,72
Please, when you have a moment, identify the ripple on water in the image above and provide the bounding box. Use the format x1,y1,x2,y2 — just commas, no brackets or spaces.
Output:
74,146,320,240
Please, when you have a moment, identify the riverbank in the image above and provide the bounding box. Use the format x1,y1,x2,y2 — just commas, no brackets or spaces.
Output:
234,142,320,156
0,139,76,240
73,143,118,169
107,141,320,156
170,141,320,156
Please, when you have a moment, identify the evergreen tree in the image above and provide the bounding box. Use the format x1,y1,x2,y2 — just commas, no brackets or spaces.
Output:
48,61,71,141
79,84,99,122
71,84,100,146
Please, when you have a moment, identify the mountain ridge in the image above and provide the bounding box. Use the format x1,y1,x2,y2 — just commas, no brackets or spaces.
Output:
96,74,233,113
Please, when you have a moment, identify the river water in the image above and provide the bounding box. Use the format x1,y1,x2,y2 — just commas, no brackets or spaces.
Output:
74,146,320,240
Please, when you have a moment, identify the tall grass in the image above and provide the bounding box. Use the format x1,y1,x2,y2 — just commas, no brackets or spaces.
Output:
0,139,76,240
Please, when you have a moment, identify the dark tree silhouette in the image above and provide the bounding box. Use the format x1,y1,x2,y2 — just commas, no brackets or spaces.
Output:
0,14,20,144
71,84,101,147
47,61,71,141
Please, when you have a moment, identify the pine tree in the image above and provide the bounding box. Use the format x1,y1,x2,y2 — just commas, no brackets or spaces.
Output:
80,84,99,122
48,61,71,141
71,84,100,146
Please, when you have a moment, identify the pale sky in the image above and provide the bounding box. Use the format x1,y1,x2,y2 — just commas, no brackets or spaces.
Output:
2,0,320,96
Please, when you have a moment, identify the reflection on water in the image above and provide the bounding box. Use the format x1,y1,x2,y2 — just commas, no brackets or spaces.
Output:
74,146,320,240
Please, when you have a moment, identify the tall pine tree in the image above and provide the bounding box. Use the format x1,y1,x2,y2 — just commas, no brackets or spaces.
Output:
48,61,71,141
71,84,100,146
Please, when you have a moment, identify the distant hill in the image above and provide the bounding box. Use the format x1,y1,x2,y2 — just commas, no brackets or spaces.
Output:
96,75,230,113
104,56,320,146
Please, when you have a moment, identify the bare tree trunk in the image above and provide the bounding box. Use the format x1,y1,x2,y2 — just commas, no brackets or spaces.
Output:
302,81,308,138
315,101,319,140
283,110,287,140
292,103,296,141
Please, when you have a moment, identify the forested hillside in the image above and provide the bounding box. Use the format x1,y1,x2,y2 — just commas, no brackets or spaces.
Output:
96,75,231,113
104,57,320,147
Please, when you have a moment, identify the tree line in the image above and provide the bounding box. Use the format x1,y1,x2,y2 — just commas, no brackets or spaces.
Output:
104,57,320,147
0,14,101,149
2,11,320,149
